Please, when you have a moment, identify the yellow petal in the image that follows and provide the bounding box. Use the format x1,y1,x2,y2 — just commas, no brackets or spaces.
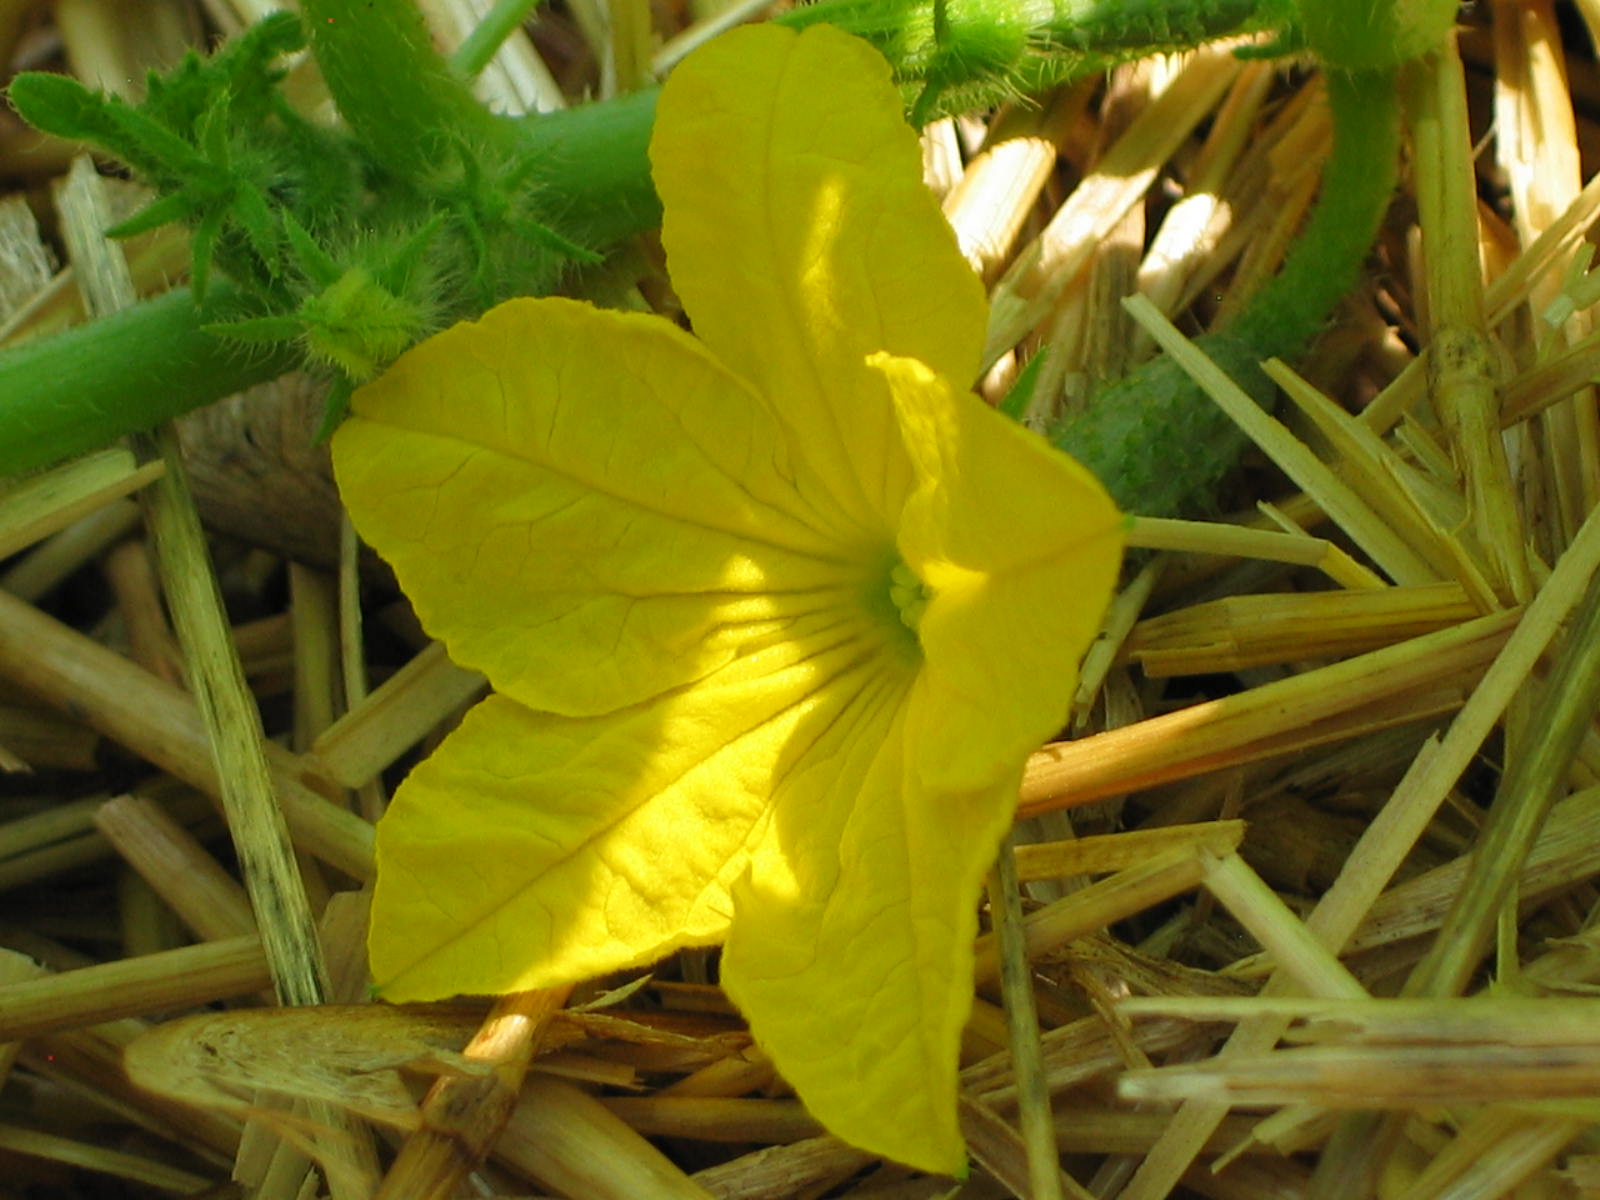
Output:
370,615,899,1001
332,296,873,718
651,24,986,521
883,352,1123,570
719,362,1120,1175
721,680,995,1176
884,353,1125,786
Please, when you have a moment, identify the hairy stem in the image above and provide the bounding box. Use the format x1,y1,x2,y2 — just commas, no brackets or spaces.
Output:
299,0,517,180
0,285,299,476
0,0,1309,479
1048,64,1401,516
781,0,1297,118
0,84,668,478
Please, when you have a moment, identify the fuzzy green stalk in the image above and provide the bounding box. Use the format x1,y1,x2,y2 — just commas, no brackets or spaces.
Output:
1228,69,1399,354
780,0,1298,119
298,0,519,180
0,284,301,474
1048,66,1401,516
514,87,660,247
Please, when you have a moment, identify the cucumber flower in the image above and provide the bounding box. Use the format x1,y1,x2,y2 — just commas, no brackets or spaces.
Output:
332,22,1122,1174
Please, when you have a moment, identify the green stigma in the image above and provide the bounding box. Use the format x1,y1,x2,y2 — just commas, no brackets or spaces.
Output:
888,561,932,633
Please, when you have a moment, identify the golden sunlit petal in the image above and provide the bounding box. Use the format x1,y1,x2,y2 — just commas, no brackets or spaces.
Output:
722,669,996,1176
333,296,863,718
370,617,892,1001
883,352,1125,783
652,23,987,524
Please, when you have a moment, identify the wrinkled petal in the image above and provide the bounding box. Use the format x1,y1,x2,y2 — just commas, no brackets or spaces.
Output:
370,614,907,1001
332,296,880,717
652,23,985,526
715,360,1120,1174
882,353,1125,787
882,353,1123,571
721,672,996,1176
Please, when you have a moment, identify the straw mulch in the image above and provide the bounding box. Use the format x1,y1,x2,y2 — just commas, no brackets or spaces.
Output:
3,1,1600,1197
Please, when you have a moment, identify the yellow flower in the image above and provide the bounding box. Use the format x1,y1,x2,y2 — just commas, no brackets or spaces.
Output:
331,22,1123,1174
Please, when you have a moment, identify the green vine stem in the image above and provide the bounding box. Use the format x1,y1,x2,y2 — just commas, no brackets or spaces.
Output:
0,86,661,476
1049,64,1402,516
0,0,1395,505
300,0,519,179
784,0,1297,120
0,285,301,475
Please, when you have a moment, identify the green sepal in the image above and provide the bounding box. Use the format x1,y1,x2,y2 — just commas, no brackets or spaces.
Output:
6,72,123,144
369,212,447,297
313,373,354,444
300,266,429,380
505,214,603,266
196,92,232,162
106,190,202,239
233,181,283,277
187,208,226,304
282,211,345,289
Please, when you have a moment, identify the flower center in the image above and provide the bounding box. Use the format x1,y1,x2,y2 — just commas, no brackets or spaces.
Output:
888,561,932,633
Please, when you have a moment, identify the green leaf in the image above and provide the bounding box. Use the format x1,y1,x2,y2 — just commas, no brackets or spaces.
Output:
223,10,307,101
7,72,124,144
99,98,209,176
